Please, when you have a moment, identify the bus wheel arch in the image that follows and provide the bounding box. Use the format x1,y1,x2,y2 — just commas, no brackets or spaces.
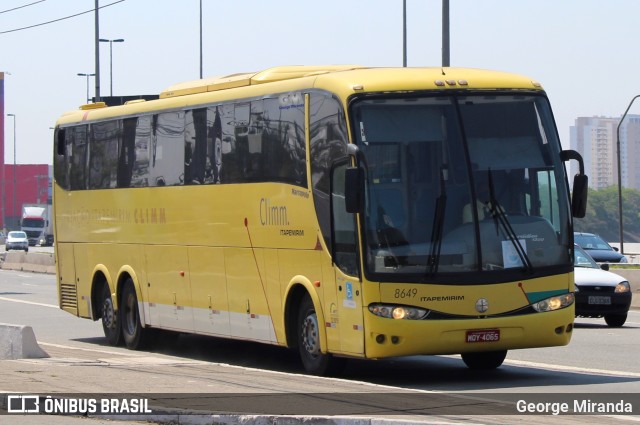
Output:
284,281,344,376
115,266,143,309
90,268,110,321
90,268,121,346
283,279,326,350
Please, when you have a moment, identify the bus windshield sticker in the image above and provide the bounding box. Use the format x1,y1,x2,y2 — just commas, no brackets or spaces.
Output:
359,122,367,143
343,282,356,308
502,239,527,268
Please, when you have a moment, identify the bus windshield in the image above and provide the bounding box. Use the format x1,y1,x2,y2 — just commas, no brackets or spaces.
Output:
351,94,571,282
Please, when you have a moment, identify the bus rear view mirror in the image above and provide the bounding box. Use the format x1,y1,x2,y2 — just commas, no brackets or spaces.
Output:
345,167,364,214
571,174,588,218
560,149,588,218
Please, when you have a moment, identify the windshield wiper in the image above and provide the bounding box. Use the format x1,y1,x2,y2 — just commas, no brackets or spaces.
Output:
486,170,533,272
428,168,447,274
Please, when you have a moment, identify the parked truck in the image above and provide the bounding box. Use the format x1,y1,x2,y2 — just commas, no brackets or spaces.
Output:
21,204,54,246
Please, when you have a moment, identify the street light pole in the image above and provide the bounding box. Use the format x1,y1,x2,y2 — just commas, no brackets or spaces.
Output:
99,38,124,96
6,113,16,226
402,0,407,67
77,73,95,103
442,0,450,67
0,71,9,233
615,94,640,255
199,0,203,78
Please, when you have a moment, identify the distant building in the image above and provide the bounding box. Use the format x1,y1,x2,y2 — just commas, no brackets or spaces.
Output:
569,115,640,190
1,164,51,231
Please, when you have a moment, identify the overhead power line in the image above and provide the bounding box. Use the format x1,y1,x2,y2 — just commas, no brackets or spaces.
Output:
0,0,46,15
0,0,125,35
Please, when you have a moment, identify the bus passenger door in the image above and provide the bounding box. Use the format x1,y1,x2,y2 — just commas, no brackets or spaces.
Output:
331,162,364,355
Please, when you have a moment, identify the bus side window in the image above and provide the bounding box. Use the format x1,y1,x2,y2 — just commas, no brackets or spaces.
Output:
117,118,138,188
149,111,185,186
89,120,119,189
184,109,207,185
331,161,359,276
53,129,69,190
69,125,88,190
129,115,151,187
56,129,66,156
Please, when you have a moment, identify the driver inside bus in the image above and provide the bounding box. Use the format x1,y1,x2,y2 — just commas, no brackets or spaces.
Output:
462,178,504,224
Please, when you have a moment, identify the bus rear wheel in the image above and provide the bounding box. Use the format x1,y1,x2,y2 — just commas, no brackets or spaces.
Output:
297,294,344,376
120,279,148,350
100,284,122,346
461,350,507,370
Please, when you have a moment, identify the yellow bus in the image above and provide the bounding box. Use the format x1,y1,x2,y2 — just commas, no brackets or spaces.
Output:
53,65,587,375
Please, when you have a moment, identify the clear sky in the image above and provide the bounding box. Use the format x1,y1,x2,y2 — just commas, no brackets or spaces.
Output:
2,0,640,165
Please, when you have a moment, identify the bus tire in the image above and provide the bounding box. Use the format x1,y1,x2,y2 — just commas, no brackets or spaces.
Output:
297,294,345,376
461,350,507,370
100,284,122,346
120,279,148,350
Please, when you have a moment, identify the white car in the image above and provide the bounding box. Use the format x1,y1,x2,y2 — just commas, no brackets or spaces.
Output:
5,231,29,252
574,244,631,327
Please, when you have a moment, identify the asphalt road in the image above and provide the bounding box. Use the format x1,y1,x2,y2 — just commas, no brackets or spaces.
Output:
1,269,639,424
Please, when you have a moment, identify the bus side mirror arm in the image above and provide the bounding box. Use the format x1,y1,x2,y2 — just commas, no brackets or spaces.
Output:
561,149,588,218
345,144,364,214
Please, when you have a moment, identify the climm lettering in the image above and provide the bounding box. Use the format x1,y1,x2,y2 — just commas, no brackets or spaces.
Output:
260,198,289,226
134,208,166,224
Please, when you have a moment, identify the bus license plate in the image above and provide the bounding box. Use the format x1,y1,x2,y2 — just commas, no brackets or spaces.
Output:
588,296,611,305
466,329,500,343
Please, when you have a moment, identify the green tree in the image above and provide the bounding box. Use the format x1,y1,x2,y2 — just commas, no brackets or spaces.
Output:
574,186,640,242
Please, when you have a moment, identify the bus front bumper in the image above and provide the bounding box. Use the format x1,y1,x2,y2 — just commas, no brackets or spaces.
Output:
362,308,574,359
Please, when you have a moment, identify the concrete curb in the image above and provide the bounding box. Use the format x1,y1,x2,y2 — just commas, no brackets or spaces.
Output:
90,414,426,425
0,323,49,360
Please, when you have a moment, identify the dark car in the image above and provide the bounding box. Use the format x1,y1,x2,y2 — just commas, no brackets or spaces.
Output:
574,244,631,327
574,232,627,263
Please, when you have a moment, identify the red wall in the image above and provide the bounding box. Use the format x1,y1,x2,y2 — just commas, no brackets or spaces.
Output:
1,164,50,230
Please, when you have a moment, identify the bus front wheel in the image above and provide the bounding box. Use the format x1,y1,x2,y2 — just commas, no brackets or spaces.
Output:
461,350,507,370
296,294,345,376
100,284,122,346
120,279,148,350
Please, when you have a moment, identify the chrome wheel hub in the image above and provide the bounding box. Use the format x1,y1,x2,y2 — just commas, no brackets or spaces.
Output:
102,297,115,329
301,313,320,356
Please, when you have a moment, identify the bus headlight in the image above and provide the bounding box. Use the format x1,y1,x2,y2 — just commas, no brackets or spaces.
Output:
532,293,574,312
369,304,428,320
615,281,630,293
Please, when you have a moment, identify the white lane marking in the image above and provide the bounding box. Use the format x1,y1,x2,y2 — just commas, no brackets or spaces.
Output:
0,296,57,309
504,358,640,378
609,416,640,423
37,342,146,357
